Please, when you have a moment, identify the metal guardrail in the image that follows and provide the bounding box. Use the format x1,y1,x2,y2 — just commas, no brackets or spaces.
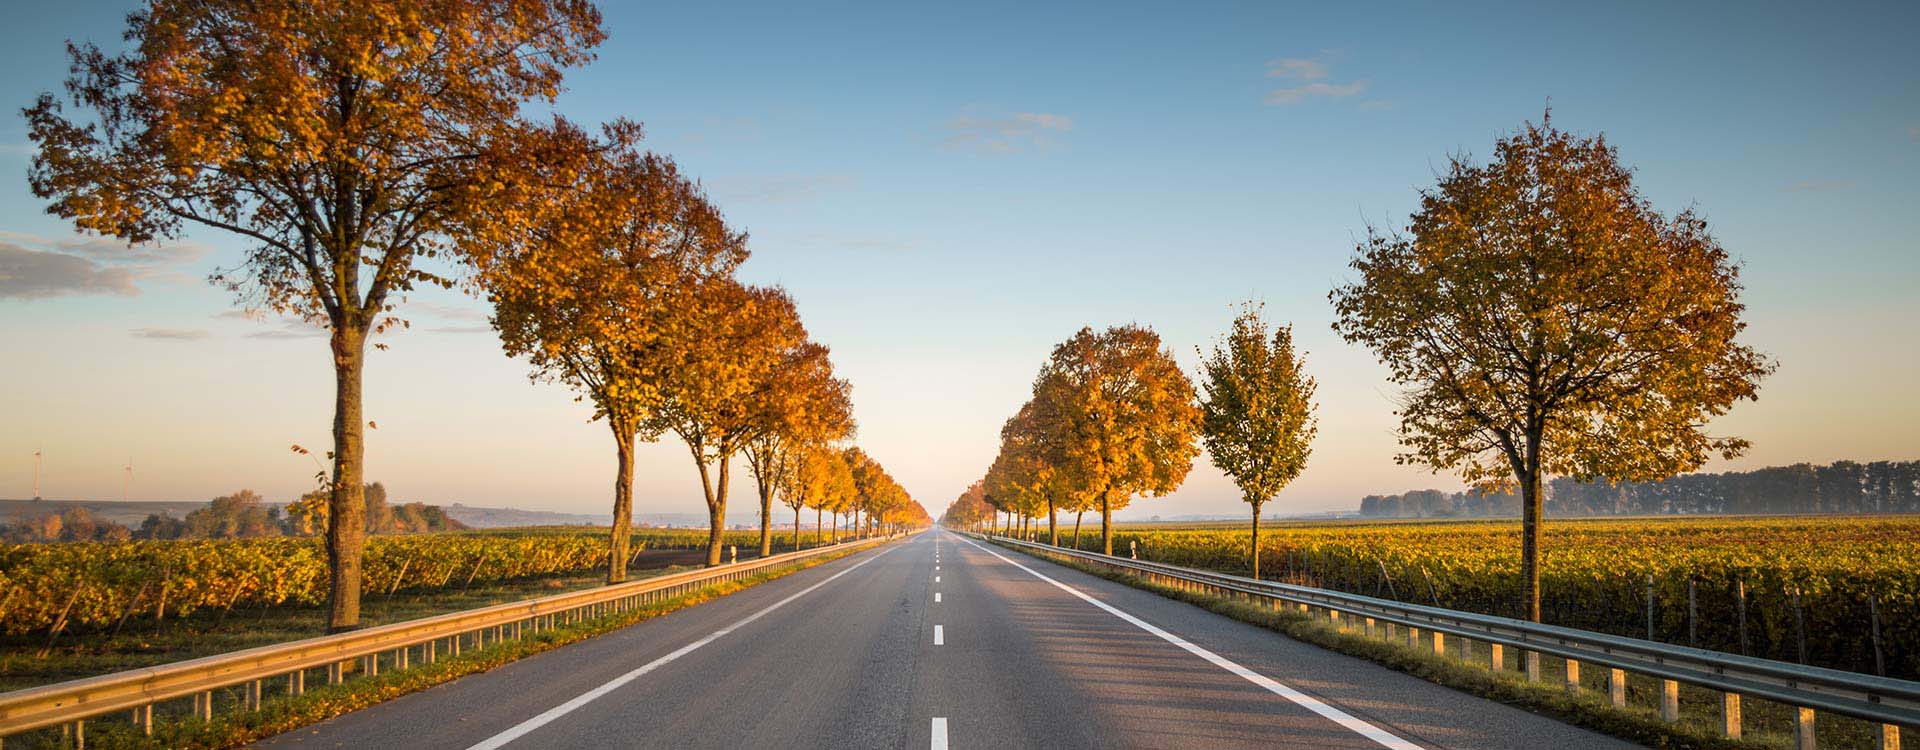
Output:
977,533,1915,750
0,535,894,745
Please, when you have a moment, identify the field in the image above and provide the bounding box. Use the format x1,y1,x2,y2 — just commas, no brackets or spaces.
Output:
0,526,840,638
1044,515,1920,680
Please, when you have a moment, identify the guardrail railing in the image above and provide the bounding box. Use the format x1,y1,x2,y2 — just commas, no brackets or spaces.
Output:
0,535,895,747
975,533,1915,750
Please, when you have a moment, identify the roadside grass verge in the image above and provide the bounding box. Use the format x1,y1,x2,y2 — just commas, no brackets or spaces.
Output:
1,543,875,750
1002,541,1901,750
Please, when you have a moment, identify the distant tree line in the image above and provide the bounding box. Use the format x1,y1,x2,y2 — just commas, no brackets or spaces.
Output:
1359,460,1919,518
0,483,465,544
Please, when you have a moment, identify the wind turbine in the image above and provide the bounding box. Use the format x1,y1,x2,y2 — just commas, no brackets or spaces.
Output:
122,458,133,503
32,447,42,501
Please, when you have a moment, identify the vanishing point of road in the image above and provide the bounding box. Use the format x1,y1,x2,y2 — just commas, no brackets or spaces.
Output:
253,529,1633,749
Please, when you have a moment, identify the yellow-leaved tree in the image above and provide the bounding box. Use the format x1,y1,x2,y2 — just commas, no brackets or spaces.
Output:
472,123,747,583
1197,303,1318,579
743,339,855,556
25,0,606,631
648,281,810,565
1033,326,1201,555
1330,115,1774,621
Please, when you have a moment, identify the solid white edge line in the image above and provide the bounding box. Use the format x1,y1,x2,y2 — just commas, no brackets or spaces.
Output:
931,716,949,750
958,536,1421,750
463,547,893,750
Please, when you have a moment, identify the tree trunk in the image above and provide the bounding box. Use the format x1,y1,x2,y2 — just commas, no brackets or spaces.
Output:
1047,498,1058,546
607,419,635,584
816,507,823,545
1100,490,1114,556
325,326,368,633
706,458,731,566
757,474,774,558
831,511,839,543
1249,502,1263,580
1519,444,1544,622
792,505,802,551
1073,510,1083,549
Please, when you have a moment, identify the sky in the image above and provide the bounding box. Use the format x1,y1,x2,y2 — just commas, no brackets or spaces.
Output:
1,1,1916,523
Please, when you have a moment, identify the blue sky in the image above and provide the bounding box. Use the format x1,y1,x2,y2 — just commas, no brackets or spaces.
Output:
1,1,1915,521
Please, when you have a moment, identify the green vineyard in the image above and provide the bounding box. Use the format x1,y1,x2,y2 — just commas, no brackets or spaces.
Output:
1053,516,1920,680
0,528,812,637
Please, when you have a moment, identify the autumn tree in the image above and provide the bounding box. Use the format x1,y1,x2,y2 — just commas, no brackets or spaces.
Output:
1197,304,1318,579
1033,326,1201,555
648,281,811,565
743,340,855,556
776,443,834,550
476,128,746,583
1330,115,1773,621
25,0,605,631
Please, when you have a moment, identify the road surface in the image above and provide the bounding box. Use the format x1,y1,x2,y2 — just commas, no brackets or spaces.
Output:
254,529,1635,749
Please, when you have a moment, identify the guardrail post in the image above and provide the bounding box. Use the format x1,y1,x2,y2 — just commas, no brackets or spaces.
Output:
364,653,378,677
1878,724,1901,750
1564,659,1580,693
1660,680,1680,723
72,721,82,750
194,690,213,721
328,661,343,685
290,669,305,696
426,638,437,663
1525,651,1541,682
397,646,409,670
133,704,152,735
1489,643,1503,671
1431,631,1445,656
246,678,262,710
1794,707,1816,750
1609,668,1626,708
1363,616,1376,638
1722,692,1741,740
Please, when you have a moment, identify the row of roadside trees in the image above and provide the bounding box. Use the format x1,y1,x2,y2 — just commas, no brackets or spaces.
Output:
23,0,924,633
944,113,1772,622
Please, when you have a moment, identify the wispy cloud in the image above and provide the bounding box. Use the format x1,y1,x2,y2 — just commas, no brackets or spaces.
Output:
1784,180,1854,193
131,327,211,341
0,231,208,300
789,232,914,253
1266,81,1368,105
1264,55,1369,106
709,174,856,204
941,112,1073,154
411,302,489,323
1266,58,1329,81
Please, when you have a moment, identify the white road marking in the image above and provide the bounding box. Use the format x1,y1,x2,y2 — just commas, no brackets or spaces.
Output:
931,717,948,750
935,575,941,583
958,537,1422,750
463,548,892,750
934,625,945,645
935,592,942,603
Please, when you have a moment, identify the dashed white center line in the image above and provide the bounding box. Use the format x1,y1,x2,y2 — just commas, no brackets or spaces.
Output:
935,575,941,583
934,625,945,645
935,592,942,603
931,717,948,750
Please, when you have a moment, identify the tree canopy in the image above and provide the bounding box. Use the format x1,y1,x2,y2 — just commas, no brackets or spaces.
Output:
1330,115,1773,620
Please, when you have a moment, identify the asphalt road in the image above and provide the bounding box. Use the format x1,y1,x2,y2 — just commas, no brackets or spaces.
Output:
253,528,1637,749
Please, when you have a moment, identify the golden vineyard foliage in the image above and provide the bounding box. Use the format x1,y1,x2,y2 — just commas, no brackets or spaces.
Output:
1067,517,1920,679
0,529,776,637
